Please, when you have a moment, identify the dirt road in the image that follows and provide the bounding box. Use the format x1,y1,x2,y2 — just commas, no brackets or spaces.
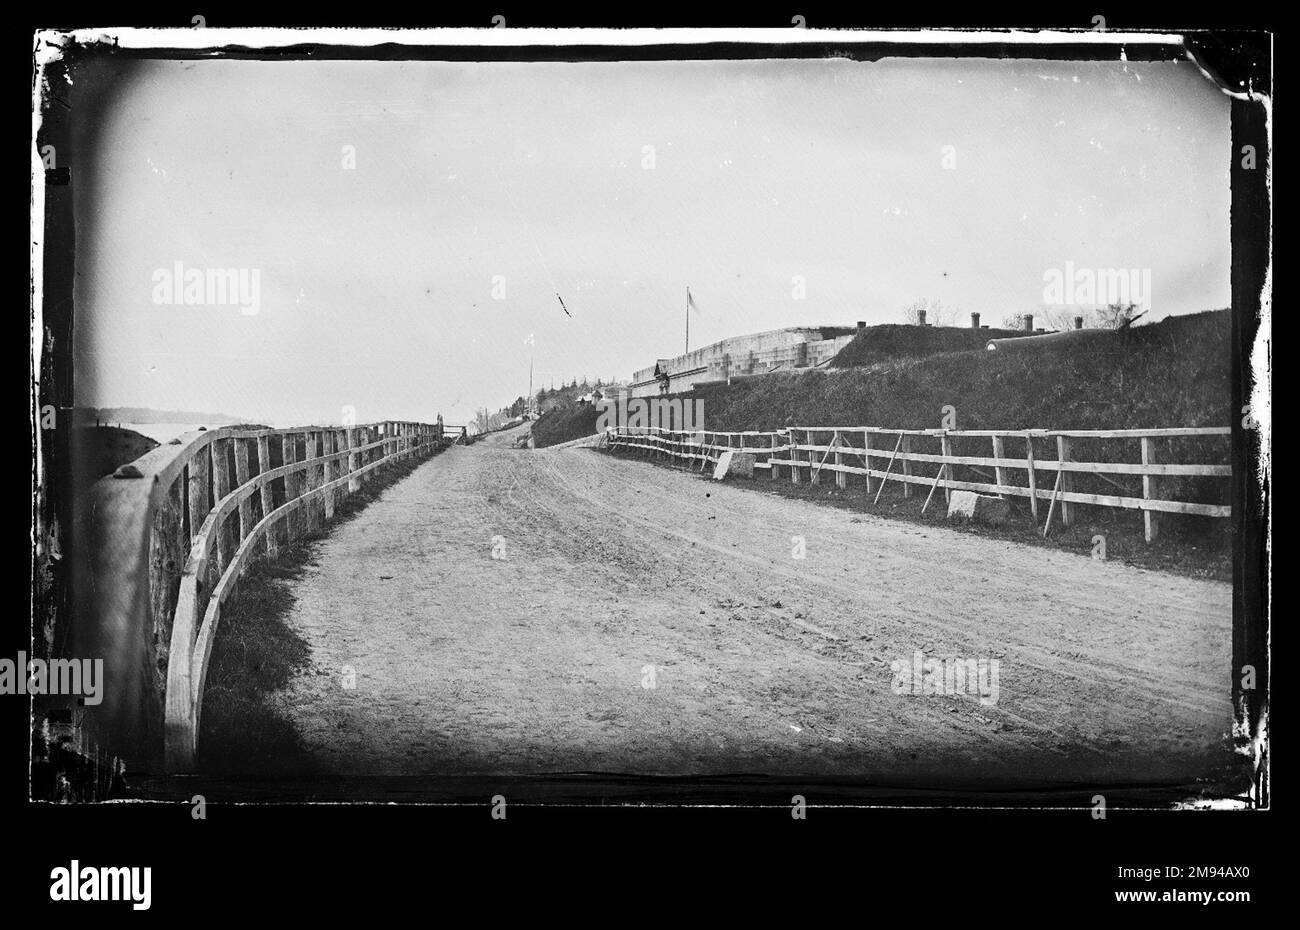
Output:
270,425,1233,785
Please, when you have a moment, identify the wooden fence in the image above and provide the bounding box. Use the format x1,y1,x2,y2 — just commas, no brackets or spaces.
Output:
80,420,446,771
605,425,1231,542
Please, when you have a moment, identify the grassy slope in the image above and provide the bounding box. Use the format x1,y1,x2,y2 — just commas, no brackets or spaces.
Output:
532,401,600,448
689,310,1230,433
829,323,1025,368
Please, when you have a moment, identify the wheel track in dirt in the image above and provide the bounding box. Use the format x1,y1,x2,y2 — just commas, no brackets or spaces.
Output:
535,454,1172,751
557,450,1227,720
262,436,1233,781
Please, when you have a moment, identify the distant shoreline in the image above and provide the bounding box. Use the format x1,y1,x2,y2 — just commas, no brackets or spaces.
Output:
72,406,247,427
108,422,211,444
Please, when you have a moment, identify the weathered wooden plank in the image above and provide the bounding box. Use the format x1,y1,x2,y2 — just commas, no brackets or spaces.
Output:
233,438,252,544
757,459,1229,517
1142,436,1159,543
1057,435,1073,527
148,474,186,710
256,435,277,558
1043,468,1065,538
791,446,1227,476
1025,432,1039,521
834,431,847,489
281,434,299,542
186,445,210,548
304,432,321,531
992,435,1007,489
901,435,914,499
862,429,874,494
345,428,360,493
939,433,954,506
322,431,336,521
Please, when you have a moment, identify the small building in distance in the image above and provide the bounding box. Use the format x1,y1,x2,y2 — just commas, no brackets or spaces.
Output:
630,325,859,398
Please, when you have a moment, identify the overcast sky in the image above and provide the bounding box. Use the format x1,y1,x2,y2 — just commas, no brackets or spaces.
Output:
70,55,1230,425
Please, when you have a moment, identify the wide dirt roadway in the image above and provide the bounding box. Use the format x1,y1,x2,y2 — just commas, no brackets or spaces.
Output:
271,425,1233,786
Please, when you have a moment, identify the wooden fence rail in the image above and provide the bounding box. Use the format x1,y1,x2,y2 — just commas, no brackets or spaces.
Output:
605,424,1231,540
81,420,446,771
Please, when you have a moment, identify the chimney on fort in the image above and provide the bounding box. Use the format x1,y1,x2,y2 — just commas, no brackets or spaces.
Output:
970,312,981,329
1023,314,1034,332
1074,315,1084,330
917,308,927,326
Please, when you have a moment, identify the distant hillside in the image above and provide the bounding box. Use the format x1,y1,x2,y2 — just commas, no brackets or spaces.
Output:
73,406,247,425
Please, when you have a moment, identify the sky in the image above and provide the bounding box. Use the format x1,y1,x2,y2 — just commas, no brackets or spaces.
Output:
70,55,1230,426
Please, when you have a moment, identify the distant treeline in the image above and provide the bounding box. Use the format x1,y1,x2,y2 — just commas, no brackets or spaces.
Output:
72,407,246,425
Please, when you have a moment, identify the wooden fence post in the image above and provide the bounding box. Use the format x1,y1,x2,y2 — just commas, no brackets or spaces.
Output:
862,429,874,493
1024,432,1039,521
991,434,1007,490
790,429,801,484
187,443,210,548
150,477,186,670
345,428,360,493
233,437,252,546
834,430,847,488
939,432,953,505
322,430,336,521
281,434,298,542
211,438,232,572
304,431,321,531
256,435,278,558
901,435,913,499
1057,435,1073,527
770,433,779,481
1141,436,1159,543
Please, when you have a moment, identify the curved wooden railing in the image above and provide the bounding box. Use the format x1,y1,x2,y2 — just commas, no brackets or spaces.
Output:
80,420,445,771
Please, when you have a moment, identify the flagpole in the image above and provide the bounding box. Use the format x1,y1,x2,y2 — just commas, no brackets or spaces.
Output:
685,287,690,354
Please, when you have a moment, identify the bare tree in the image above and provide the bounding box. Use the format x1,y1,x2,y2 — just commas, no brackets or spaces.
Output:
903,297,956,326
1039,307,1100,331
1095,301,1148,330
1002,312,1027,330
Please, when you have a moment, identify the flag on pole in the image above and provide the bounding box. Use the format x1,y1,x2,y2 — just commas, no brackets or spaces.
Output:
687,287,701,315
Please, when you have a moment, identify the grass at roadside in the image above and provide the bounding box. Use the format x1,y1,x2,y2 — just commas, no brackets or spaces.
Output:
197,451,442,774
